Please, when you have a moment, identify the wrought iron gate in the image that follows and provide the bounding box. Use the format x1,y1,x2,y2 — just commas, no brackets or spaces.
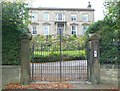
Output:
31,34,87,82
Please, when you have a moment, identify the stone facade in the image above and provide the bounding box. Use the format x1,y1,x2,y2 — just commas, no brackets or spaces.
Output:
28,7,94,36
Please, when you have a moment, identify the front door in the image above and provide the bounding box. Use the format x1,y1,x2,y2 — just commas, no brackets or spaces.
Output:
57,24,64,34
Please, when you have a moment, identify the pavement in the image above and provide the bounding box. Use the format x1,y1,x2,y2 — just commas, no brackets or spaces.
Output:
30,60,119,90
71,81,119,89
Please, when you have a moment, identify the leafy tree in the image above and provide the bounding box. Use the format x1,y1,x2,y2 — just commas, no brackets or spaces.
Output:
86,20,104,34
103,1,120,64
2,2,30,65
86,0,120,64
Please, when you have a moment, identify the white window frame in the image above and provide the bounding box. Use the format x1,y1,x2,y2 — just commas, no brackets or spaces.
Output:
43,25,49,35
71,25,77,35
71,14,77,21
32,13,38,21
56,13,65,21
82,14,88,22
32,26,37,34
43,13,49,21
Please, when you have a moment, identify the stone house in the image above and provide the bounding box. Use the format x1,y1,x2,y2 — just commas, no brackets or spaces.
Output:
28,2,94,36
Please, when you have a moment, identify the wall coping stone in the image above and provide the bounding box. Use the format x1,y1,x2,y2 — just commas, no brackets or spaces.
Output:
101,64,118,69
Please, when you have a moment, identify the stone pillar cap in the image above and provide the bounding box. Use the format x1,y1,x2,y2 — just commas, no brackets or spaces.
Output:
88,33,101,41
21,33,32,40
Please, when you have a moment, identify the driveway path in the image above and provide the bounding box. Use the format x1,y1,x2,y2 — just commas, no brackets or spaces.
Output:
30,60,87,81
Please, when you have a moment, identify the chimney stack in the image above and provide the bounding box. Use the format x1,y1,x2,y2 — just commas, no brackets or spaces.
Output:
87,1,92,9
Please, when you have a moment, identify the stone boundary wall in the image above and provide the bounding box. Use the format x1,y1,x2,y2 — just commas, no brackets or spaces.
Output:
1,64,119,88
0,66,2,90
2,65,21,88
100,64,118,85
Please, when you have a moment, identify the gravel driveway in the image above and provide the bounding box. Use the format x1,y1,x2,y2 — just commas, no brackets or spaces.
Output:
30,60,88,82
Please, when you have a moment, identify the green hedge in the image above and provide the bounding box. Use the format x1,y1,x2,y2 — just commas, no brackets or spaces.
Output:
2,29,21,65
31,53,86,63
2,2,29,65
86,2,120,65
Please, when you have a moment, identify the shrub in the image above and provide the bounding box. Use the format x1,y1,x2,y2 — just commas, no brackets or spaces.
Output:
2,30,21,65
2,2,30,65
31,53,86,63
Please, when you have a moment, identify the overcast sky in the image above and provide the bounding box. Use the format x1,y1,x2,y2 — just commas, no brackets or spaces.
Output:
30,0,105,21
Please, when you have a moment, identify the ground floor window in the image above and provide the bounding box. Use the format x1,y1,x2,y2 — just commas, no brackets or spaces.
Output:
44,25,49,35
71,25,77,35
32,26,37,34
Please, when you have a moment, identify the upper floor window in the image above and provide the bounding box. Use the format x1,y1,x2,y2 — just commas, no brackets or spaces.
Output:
71,25,77,35
43,13,49,21
32,26,37,34
43,25,49,35
82,14,88,22
56,13,65,21
71,14,77,21
32,13,38,21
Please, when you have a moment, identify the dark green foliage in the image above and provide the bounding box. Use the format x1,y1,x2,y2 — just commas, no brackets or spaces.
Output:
30,34,87,63
2,2,30,65
31,34,87,52
86,20,104,34
31,54,86,63
86,1,120,64
2,29,21,65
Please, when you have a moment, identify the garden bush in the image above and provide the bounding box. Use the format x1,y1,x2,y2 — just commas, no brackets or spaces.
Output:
2,29,21,65
31,53,86,63
30,34,87,63
86,1,120,64
2,2,30,65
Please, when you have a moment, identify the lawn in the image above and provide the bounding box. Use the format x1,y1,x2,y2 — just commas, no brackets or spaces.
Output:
34,50,86,57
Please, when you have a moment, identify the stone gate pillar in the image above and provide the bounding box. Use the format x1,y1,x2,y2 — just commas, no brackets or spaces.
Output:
88,33,101,84
86,40,91,82
20,33,32,85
